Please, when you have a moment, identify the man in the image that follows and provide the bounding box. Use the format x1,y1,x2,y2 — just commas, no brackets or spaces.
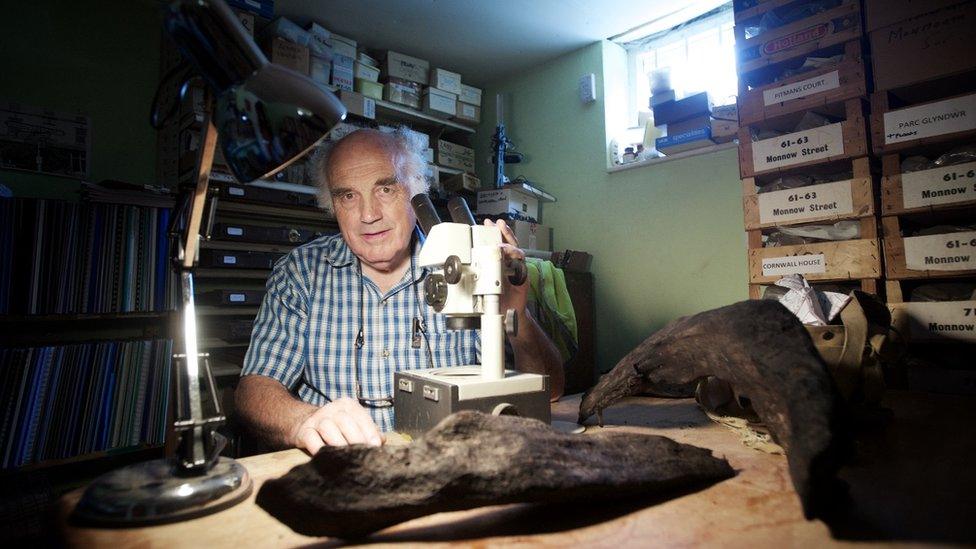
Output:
236,128,564,455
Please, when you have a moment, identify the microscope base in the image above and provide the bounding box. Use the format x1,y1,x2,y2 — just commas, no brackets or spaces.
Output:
393,367,550,437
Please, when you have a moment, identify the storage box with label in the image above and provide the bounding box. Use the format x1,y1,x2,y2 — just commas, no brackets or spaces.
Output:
382,50,430,85
339,90,375,120
435,139,473,161
330,33,357,59
262,17,310,47
881,216,976,280
354,78,383,100
455,102,481,125
476,187,540,221
436,152,474,173
354,61,380,82
879,153,976,216
306,22,332,59
667,114,711,136
267,37,309,75
656,126,714,156
383,78,422,109
331,54,354,91
871,91,976,156
422,87,457,118
459,84,482,106
442,172,480,193
430,68,462,95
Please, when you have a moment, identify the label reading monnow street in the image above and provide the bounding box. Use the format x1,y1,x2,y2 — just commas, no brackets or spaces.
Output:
761,253,826,276
903,231,976,271
884,93,976,144
753,123,844,172
899,301,976,343
763,70,840,106
758,179,854,224
901,161,976,210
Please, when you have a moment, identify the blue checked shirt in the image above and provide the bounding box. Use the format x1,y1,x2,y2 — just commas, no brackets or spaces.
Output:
242,233,481,431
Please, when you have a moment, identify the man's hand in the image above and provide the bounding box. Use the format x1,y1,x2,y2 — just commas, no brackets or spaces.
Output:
291,397,383,455
483,219,528,313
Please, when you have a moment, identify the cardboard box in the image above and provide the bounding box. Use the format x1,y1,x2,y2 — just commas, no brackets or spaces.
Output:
655,126,714,155
309,55,331,86
652,92,711,125
436,151,474,172
330,33,357,59
358,51,378,68
436,139,473,160
339,90,375,120
459,84,482,106
383,50,430,85
331,54,354,91
710,119,738,143
306,22,333,59
667,114,710,136
354,61,380,82
263,17,310,47
354,78,383,100
422,87,457,118
476,187,539,221
869,2,976,91
442,172,480,193
455,102,481,125
268,37,309,75
711,103,737,122
430,68,462,95
863,0,961,32
383,78,422,109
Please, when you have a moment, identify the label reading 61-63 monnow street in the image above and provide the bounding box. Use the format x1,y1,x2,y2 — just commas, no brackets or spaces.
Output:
903,231,976,271
752,123,844,172
758,179,854,224
901,161,976,210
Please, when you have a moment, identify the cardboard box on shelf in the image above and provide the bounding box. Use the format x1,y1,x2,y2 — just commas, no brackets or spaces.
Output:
358,51,378,68
667,114,710,136
711,103,737,122
422,87,457,118
436,139,474,160
268,37,309,75
309,55,331,86
710,119,738,143
354,78,383,100
306,22,333,59
330,33,357,59
383,50,430,85
476,187,540,221
339,90,375,120
652,92,711,126
436,152,474,172
442,172,480,193
459,84,482,106
430,68,462,95
455,102,480,125
655,126,714,155
354,61,380,82
331,54,354,91
383,78,423,109
262,17,310,47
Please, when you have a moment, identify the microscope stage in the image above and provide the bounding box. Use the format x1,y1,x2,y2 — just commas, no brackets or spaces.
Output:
399,367,545,400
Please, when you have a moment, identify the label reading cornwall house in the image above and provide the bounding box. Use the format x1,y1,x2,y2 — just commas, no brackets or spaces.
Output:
761,253,826,276
884,93,976,144
763,70,840,106
758,179,854,224
901,161,976,210
899,301,976,343
903,231,976,271
753,123,844,172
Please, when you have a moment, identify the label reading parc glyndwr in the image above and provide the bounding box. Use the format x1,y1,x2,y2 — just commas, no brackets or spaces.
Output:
903,231,976,271
901,162,976,210
758,179,854,224
752,123,844,172
884,93,976,144
761,253,826,276
899,301,976,343
763,70,840,106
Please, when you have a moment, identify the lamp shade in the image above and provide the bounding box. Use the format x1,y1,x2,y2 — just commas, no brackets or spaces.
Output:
164,0,346,183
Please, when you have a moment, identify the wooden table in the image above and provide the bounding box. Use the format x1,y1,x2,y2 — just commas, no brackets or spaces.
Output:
59,391,974,547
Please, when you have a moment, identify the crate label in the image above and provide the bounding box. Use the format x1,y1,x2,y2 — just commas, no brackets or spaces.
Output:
763,70,840,106
898,301,976,342
884,94,976,144
761,253,826,276
901,162,976,209
228,186,245,196
903,231,976,271
752,123,844,172
758,179,854,224
226,226,244,236
229,293,246,302
222,255,237,265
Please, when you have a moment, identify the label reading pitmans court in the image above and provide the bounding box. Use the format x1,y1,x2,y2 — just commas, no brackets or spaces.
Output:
901,162,976,210
758,179,854,224
884,93,976,144
763,70,840,106
761,253,826,276
752,123,844,172
899,301,976,343
903,231,976,271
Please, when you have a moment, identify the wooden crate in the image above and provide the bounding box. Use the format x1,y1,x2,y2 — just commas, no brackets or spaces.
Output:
738,41,866,126
881,215,976,280
748,278,878,300
887,278,976,344
734,0,862,77
870,83,976,156
880,153,976,216
738,98,867,178
742,156,874,230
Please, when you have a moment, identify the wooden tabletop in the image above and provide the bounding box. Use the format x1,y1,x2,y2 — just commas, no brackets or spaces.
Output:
58,391,973,547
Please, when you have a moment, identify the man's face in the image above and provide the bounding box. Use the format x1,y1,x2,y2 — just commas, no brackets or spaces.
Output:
327,136,417,273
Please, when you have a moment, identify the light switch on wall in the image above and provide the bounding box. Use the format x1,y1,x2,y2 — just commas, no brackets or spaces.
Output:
579,73,596,103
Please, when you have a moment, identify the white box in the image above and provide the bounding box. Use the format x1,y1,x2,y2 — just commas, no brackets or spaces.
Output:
455,102,480,125
422,87,457,118
339,90,375,120
459,84,482,106
477,188,539,221
330,33,357,58
383,50,430,85
354,61,380,82
430,68,462,95
306,22,333,59
436,139,473,160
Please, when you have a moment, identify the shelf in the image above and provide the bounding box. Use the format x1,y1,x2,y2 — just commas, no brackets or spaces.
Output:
217,199,336,224
2,444,164,475
195,268,271,279
0,311,175,347
200,338,250,350
196,306,259,316
607,142,737,173
374,98,476,134
201,239,296,254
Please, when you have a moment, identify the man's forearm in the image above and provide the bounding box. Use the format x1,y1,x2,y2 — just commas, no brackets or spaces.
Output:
235,375,317,449
509,309,565,400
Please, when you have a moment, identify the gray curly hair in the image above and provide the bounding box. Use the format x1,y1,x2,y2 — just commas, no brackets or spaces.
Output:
314,126,429,212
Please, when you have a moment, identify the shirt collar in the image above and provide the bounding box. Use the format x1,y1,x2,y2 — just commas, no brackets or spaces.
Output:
327,228,429,283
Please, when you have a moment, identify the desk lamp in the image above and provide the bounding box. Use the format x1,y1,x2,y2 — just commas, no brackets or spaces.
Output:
73,0,346,524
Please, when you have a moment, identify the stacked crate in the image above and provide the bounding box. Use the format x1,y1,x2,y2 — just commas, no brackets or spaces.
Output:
734,0,879,299
864,0,976,391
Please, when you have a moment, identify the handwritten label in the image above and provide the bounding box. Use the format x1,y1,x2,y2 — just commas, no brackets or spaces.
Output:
901,161,976,209
763,70,840,106
752,123,844,172
903,231,976,271
884,93,976,144
758,179,854,224
761,253,826,276
898,301,976,343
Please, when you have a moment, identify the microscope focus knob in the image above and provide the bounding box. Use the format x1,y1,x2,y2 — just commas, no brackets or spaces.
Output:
424,274,448,312
443,255,462,284
504,309,518,337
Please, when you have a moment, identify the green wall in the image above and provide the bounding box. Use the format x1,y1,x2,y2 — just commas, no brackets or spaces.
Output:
475,41,749,374
0,0,162,199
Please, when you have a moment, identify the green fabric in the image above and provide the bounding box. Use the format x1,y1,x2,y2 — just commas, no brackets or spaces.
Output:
526,259,578,362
